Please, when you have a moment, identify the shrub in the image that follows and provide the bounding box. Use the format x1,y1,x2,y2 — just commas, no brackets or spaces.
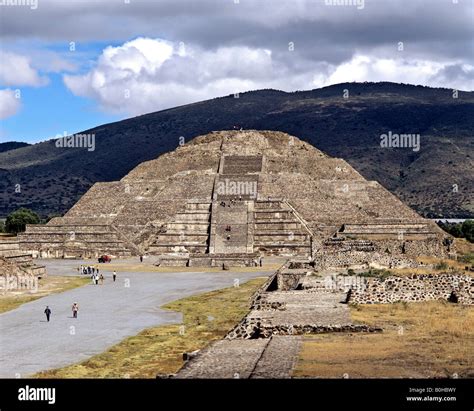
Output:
461,220,474,243
358,268,392,281
435,262,449,271
458,253,474,265
5,208,40,234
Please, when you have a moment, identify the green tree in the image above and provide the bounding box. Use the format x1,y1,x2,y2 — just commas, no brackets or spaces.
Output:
461,220,474,243
5,208,40,234
447,223,463,237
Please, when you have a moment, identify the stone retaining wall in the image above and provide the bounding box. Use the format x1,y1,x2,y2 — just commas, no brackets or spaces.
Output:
348,274,474,305
226,319,382,339
315,250,419,270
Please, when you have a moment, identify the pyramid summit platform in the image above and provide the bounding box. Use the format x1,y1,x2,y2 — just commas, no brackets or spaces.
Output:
18,130,452,268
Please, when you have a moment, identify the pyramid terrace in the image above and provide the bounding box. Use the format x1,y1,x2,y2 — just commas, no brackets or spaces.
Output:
18,130,452,269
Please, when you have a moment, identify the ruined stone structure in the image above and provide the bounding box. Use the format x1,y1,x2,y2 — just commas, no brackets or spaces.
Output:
173,261,472,378
347,274,474,305
173,261,382,379
0,237,46,278
0,256,40,294
18,130,450,267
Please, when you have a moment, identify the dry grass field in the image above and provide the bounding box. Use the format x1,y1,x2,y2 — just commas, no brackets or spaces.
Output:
294,300,474,378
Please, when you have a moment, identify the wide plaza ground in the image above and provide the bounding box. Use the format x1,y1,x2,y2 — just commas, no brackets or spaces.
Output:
0,258,272,378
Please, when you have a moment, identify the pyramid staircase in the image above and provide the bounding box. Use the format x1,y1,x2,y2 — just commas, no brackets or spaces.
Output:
253,200,312,256
210,200,250,254
147,201,211,254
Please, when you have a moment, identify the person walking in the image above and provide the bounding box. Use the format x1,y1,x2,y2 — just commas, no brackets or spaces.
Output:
259,256,263,267
72,302,79,319
113,271,117,282
99,273,104,285
140,255,143,263
44,306,51,322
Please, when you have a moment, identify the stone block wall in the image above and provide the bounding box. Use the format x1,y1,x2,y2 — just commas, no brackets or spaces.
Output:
348,274,474,305
314,250,419,270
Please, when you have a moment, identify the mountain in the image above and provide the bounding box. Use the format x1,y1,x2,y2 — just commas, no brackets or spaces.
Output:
0,142,30,153
0,82,473,219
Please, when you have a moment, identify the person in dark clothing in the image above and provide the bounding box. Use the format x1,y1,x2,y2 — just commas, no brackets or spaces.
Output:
44,306,51,322
140,255,143,263
113,271,117,282
72,302,79,318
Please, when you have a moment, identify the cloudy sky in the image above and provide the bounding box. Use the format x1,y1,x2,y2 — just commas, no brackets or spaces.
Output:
0,0,473,142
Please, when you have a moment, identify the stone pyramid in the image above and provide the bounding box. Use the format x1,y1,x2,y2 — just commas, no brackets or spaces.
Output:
18,130,450,267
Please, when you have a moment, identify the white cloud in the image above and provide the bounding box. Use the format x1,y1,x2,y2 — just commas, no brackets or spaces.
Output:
0,89,21,119
319,55,443,86
0,51,47,87
63,37,474,117
313,55,474,90
63,37,276,115
428,63,474,91
25,49,78,73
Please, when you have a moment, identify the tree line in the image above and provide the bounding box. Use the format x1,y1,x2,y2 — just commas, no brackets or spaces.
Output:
437,220,474,243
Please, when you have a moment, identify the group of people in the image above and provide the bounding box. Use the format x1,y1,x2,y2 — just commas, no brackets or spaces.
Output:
79,265,99,275
43,302,79,321
43,268,120,322
79,264,119,284
91,272,105,285
43,263,122,323
91,270,117,285
219,197,243,208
